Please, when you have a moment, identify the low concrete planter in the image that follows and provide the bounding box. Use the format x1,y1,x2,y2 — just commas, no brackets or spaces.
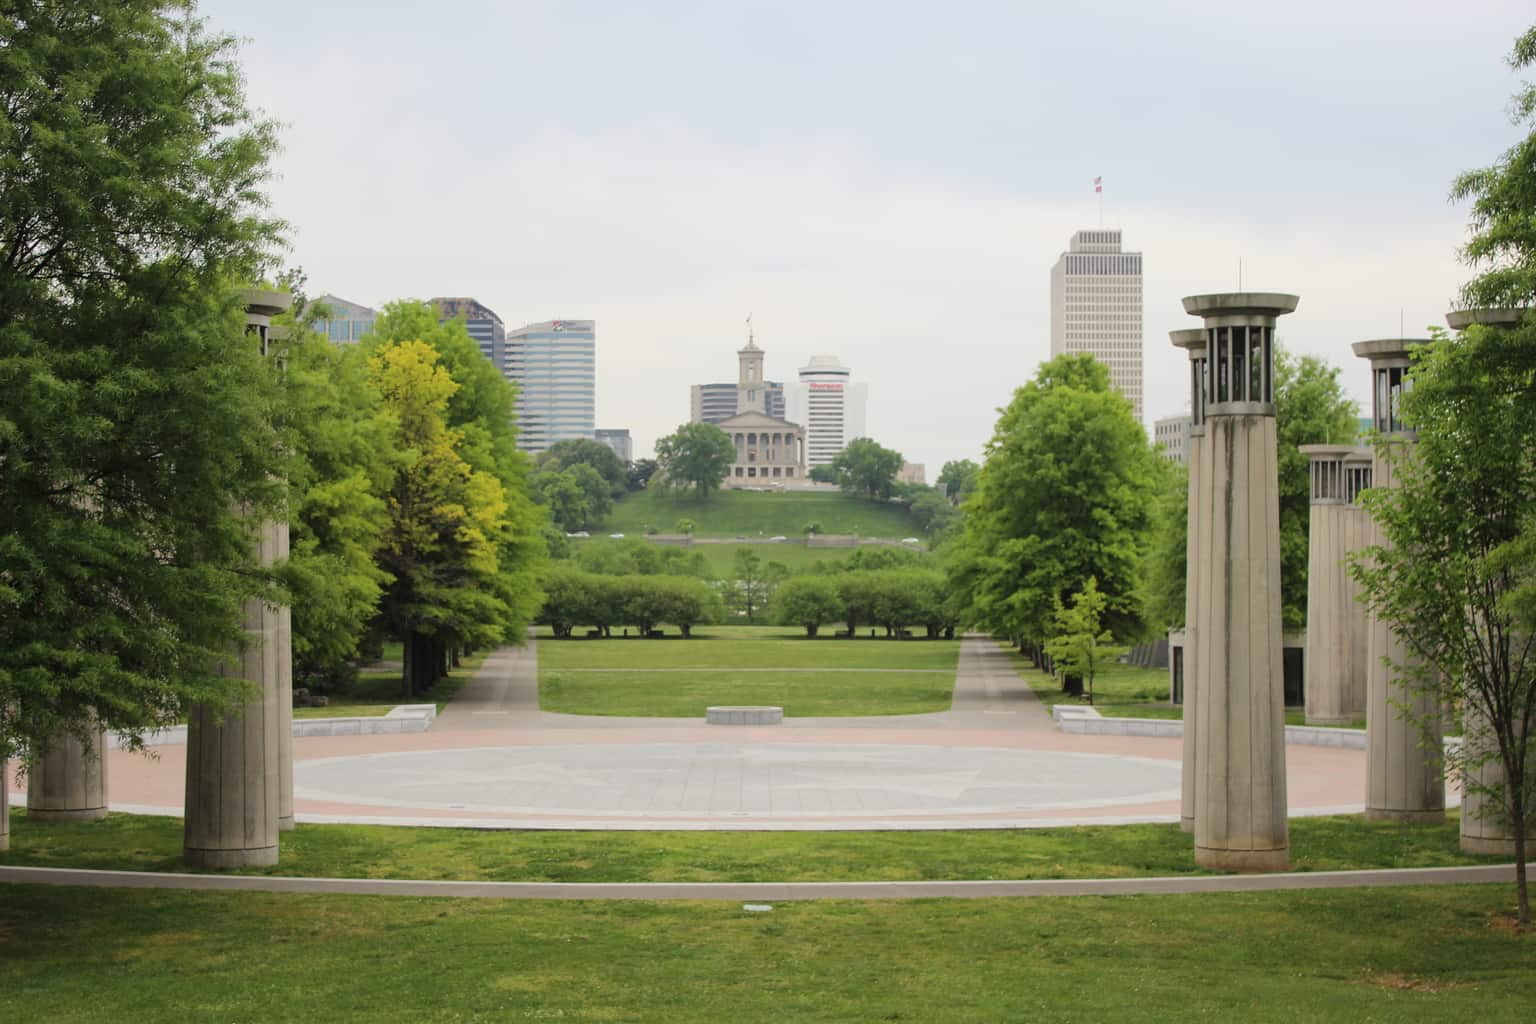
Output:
706,706,784,725
1050,706,1367,749
106,704,438,749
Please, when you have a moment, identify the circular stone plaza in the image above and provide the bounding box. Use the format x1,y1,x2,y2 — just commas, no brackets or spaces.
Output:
60,637,1381,832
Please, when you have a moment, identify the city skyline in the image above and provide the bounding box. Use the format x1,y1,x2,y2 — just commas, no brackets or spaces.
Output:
201,0,1532,473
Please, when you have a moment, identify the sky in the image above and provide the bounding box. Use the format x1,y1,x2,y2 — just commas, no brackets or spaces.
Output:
200,0,1533,472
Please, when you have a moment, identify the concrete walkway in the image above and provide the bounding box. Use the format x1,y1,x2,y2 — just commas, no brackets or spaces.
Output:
432,641,540,731
1,862,1525,902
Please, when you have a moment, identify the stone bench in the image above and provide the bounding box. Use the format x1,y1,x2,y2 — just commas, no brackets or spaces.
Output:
706,706,784,725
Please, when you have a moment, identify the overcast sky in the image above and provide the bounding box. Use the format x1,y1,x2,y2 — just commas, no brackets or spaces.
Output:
201,0,1532,471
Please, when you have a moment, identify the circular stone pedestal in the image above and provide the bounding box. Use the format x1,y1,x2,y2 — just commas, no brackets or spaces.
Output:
296,743,1183,826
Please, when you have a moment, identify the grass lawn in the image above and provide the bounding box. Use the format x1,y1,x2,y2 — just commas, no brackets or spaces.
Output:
600,488,916,539
0,811,1500,882
2,883,1532,1022
688,540,919,574
538,630,961,716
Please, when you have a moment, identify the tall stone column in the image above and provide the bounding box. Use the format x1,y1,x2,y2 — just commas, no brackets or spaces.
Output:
1170,328,1207,833
1186,292,1296,872
276,518,295,831
1353,338,1444,823
1301,446,1371,725
183,288,293,869
25,719,109,821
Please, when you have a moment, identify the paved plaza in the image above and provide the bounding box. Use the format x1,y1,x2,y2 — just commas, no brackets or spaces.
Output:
16,636,1373,830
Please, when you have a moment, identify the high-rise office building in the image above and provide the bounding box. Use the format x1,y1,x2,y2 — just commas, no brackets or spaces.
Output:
1049,229,1145,422
1153,414,1192,464
506,319,596,455
690,380,785,423
313,294,377,343
594,428,632,465
432,297,506,365
785,355,868,468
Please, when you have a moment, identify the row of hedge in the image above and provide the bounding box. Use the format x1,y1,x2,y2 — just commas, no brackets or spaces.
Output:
772,569,956,638
537,566,957,639
539,568,723,638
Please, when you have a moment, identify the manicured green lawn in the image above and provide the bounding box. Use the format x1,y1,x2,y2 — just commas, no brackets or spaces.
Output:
292,703,394,720
0,811,1499,882
687,539,917,574
1095,703,1369,730
600,488,916,539
538,631,960,716
2,883,1532,1022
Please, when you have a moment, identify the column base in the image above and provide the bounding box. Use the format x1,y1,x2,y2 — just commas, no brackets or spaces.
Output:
278,816,295,832
25,807,109,823
1365,807,1445,824
1460,833,1517,857
1304,715,1355,726
1180,816,1194,833
1194,846,1290,873
184,845,279,870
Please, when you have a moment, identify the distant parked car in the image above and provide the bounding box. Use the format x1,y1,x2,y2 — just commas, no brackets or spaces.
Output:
901,537,921,544
609,533,625,539
567,531,590,538
768,535,787,542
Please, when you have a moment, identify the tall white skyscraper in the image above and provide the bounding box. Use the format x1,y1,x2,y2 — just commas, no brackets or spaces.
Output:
1049,229,1144,422
505,319,596,455
785,355,868,468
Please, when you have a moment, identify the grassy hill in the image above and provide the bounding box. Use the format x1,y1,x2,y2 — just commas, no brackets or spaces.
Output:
598,488,917,539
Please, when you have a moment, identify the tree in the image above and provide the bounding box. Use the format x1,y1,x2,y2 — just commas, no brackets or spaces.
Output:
1350,26,1536,925
808,465,838,485
908,488,958,535
1043,579,1115,705
832,438,905,500
0,1,288,763
1140,461,1189,635
539,438,627,498
937,459,981,504
627,458,658,491
1450,27,1536,310
772,576,843,638
531,471,592,534
654,422,735,498
733,548,767,623
951,354,1159,655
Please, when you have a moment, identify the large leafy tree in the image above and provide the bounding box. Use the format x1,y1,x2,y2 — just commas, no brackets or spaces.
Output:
950,354,1158,651
937,459,980,504
1352,25,1536,925
0,1,286,761
539,438,627,498
654,422,735,497
831,437,904,500
364,302,547,657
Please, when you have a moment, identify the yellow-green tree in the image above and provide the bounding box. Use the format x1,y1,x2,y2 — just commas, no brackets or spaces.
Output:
369,340,511,695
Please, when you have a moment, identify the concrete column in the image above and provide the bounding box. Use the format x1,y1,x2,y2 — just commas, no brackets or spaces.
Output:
1354,339,1444,824
25,721,108,821
276,520,294,831
1186,292,1296,872
183,288,292,869
1301,446,1371,725
1,760,10,851
1170,328,1207,834
1460,704,1518,855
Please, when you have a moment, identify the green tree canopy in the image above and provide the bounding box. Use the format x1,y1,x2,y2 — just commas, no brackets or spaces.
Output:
655,422,736,497
539,438,627,498
950,354,1158,649
0,1,287,760
937,459,981,504
832,438,904,500
772,576,843,638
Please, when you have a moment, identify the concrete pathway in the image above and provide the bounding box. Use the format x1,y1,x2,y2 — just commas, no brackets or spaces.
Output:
1,862,1525,902
432,640,540,731
948,634,1055,731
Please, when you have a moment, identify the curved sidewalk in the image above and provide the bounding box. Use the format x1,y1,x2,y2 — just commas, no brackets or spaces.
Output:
0,862,1523,902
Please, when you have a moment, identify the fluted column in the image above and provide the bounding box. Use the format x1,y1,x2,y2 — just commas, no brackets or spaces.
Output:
1187,292,1296,872
25,720,108,821
1460,704,1518,855
1170,328,1207,833
1301,446,1370,725
276,519,294,831
183,288,293,868
1354,339,1444,824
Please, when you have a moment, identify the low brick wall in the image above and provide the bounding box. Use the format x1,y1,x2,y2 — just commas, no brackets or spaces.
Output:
106,704,439,749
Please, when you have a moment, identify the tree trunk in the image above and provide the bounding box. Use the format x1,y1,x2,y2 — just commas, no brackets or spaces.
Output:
401,633,416,699
807,624,818,638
